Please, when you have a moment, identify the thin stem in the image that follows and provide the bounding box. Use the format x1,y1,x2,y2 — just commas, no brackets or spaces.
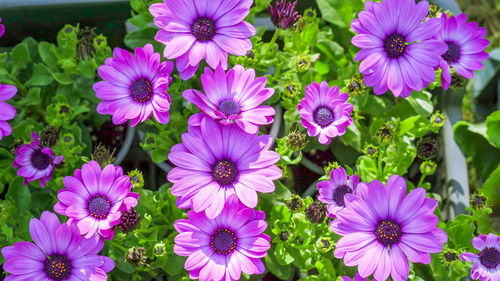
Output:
417,174,426,187
263,29,281,56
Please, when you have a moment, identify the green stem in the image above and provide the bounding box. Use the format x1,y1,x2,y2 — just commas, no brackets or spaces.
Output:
107,240,128,252
376,146,384,178
263,29,281,56
417,174,426,187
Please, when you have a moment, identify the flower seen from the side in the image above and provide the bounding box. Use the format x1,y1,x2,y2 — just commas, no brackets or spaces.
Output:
0,83,16,140
174,196,270,281
183,65,275,134
351,0,447,97
268,0,301,30
435,14,489,90
332,175,447,281
167,117,281,219
13,132,63,187
317,167,360,217
94,44,173,127
54,160,139,239
298,81,353,144
1,211,114,281
150,0,256,80
460,233,499,281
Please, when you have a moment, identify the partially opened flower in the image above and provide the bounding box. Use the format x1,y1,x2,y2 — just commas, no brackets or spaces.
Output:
332,175,447,281
0,83,16,140
460,233,499,281
317,167,360,217
298,81,353,145
54,160,139,239
351,0,447,97
435,14,489,90
149,0,255,80
94,44,173,127
167,116,281,219
13,132,63,186
174,196,270,281
268,0,301,30
183,65,275,134
1,211,114,281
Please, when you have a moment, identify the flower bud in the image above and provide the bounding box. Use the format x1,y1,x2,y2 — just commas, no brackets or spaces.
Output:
128,169,144,190
40,126,60,147
117,208,140,233
126,247,147,267
417,137,440,160
268,0,301,30
420,160,437,176
285,130,308,151
376,124,395,144
286,194,304,212
91,143,116,168
470,193,487,210
306,201,327,224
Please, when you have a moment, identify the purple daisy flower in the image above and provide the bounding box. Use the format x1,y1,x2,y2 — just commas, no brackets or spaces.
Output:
0,83,16,140
317,167,360,217
331,175,447,281
183,65,275,134
167,116,282,219
174,195,270,281
1,211,114,281
351,0,447,97
435,14,490,90
94,44,174,127
460,233,499,281
149,0,256,80
341,274,367,281
54,160,139,239
13,132,63,187
0,18,4,38
298,81,353,145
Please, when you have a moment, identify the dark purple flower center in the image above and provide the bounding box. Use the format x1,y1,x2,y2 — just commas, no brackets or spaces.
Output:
384,33,406,58
192,17,216,42
44,255,72,281
31,150,50,170
212,159,238,186
218,99,240,116
88,195,111,219
313,106,334,127
375,220,402,246
332,184,352,207
479,247,499,269
211,228,237,255
442,41,461,63
130,78,153,103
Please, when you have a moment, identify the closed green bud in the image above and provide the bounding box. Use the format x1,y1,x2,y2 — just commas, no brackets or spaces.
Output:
286,194,304,212
315,237,334,253
430,111,446,128
420,160,437,176
440,248,460,266
128,169,144,190
376,124,395,144
154,242,167,257
470,193,487,210
363,143,378,158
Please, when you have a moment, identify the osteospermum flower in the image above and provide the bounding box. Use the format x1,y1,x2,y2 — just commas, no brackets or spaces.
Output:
167,116,281,219
435,14,489,90
298,81,353,145
54,160,139,239
149,0,256,80
460,233,499,281
0,83,16,140
94,44,173,127
1,211,114,281
0,18,4,37
332,175,447,281
13,132,63,186
183,65,275,134
351,0,447,97
174,196,270,281
268,0,301,30
317,167,360,217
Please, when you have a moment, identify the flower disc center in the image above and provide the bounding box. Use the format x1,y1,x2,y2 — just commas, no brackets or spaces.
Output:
31,150,50,170
130,78,153,103
479,247,499,269
211,228,237,255
442,41,461,63
192,17,216,42
375,220,402,246
212,159,238,186
313,106,334,127
332,184,352,207
44,255,72,281
88,195,111,219
384,33,406,58
218,99,240,116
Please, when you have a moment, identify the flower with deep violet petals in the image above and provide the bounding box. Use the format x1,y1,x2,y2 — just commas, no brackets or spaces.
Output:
167,116,282,219
268,0,301,30
298,81,353,145
460,233,499,281
317,167,360,217
94,44,173,127
149,0,256,80
331,175,447,281
435,14,489,90
13,132,63,187
54,160,139,239
0,18,4,38
1,211,114,281
174,196,270,281
183,65,275,134
0,83,16,140
351,0,447,97
341,274,368,281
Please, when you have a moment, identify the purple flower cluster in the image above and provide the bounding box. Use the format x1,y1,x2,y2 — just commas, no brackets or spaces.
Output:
13,132,64,187
352,0,489,97
2,211,114,281
461,233,499,281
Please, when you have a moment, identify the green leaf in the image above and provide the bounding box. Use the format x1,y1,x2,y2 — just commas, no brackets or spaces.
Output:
52,72,73,85
25,63,53,86
6,177,32,212
16,87,41,106
124,28,164,52
317,0,346,27
482,164,500,206
405,91,434,117
275,243,294,265
11,43,32,71
163,254,185,275
38,42,59,71
265,250,293,280
486,110,500,148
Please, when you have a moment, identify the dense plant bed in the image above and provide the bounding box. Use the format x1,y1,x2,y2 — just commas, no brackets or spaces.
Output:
0,0,499,281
